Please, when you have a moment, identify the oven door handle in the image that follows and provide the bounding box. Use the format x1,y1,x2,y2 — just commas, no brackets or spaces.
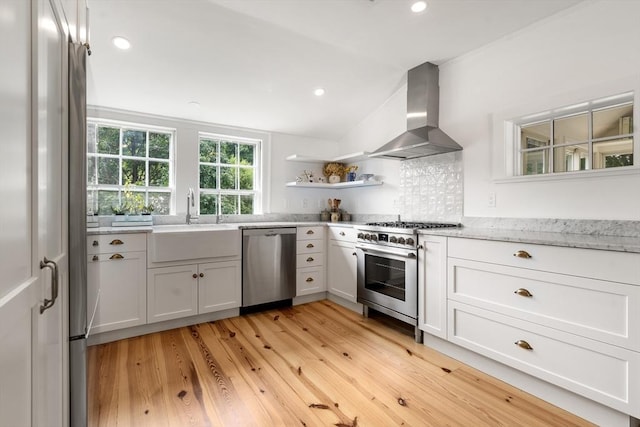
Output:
357,245,417,259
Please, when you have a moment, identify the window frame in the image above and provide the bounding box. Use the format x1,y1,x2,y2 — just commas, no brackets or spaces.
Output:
198,132,262,216
87,118,176,215
513,93,634,177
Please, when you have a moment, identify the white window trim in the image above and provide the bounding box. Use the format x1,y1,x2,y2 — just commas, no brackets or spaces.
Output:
197,132,264,215
491,75,640,183
87,117,176,214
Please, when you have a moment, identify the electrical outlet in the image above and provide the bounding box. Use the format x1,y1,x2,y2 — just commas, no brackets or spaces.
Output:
487,192,496,208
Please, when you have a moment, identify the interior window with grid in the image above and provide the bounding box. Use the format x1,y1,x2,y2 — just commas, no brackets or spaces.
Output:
516,93,634,176
87,120,174,215
199,134,260,215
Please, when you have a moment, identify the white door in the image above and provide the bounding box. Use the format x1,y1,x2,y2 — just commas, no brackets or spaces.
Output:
328,241,358,302
0,0,68,425
198,260,242,314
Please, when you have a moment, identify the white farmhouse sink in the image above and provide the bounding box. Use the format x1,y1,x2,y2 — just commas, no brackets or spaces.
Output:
149,224,241,263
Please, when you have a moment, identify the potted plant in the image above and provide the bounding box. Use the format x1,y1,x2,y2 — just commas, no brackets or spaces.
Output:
141,204,155,215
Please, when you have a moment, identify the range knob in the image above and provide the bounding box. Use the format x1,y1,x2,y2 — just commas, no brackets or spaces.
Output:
389,236,398,243
406,237,415,246
357,232,365,239
397,237,406,245
365,234,372,241
371,234,378,242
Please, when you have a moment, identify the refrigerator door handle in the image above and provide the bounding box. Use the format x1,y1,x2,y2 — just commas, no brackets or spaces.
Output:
39,257,59,313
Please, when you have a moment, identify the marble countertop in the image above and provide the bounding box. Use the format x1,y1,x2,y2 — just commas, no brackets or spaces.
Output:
419,227,640,253
88,220,639,253
87,221,360,235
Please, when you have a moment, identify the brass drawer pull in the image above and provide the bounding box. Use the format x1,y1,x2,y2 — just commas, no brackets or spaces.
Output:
339,231,345,236
306,230,314,235
514,288,533,297
306,257,314,262
515,340,533,350
513,250,532,259
306,277,314,282
110,239,124,246
92,255,99,261
92,240,99,246
306,243,314,248
109,253,124,260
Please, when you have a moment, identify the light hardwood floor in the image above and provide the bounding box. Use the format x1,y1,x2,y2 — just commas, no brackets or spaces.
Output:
88,300,594,426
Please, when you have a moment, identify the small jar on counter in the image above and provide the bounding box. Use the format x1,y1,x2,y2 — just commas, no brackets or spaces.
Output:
320,209,330,221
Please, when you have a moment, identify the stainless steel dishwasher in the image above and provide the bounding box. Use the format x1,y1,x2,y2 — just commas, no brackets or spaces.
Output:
242,227,296,311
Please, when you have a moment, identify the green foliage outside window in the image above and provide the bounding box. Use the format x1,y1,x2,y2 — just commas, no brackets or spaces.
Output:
199,136,258,215
87,122,173,215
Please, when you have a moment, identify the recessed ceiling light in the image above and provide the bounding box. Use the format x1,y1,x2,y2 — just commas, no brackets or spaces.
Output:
314,88,325,97
187,101,200,108
112,36,131,50
411,1,427,13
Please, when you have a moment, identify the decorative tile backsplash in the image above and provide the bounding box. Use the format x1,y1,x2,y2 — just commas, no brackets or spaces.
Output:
399,151,463,223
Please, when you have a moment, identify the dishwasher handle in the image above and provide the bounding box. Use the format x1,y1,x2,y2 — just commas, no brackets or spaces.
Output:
242,227,297,237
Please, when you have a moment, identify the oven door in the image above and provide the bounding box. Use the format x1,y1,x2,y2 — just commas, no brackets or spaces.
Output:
356,243,418,322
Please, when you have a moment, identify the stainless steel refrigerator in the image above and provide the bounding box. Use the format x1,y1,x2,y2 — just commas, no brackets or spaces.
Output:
68,41,89,427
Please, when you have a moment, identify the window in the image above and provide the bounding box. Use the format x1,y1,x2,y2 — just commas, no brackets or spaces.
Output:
87,120,174,215
198,133,261,215
515,93,634,176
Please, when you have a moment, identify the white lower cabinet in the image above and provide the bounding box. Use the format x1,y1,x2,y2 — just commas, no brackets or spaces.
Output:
327,229,357,302
417,235,447,339
445,236,640,419
148,260,241,323
296,226,326,296
87,233,147,334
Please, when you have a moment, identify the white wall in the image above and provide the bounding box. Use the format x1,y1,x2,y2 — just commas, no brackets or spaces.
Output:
341,0,640,221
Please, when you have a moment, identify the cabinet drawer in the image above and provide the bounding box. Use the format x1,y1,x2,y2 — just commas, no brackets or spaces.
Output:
449,301,640,417
327,226,356,242
297,252,324,268
296,267,325,296
296,239,324,254
297,226,324,241
449,258,640,351
448,237,639,285
87,233,147,255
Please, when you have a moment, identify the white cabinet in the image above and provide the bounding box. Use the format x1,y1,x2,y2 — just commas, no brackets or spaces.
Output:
147,260,241,323
327,227,358,302
87,233,147,334
417,235,447,339
198,261,242,314
296,226,326,295
446,237,640,418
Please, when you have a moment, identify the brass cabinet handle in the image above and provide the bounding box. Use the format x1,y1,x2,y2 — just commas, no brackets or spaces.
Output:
192,273,198,279
306,243,314,248
110,239,124,245
339,231,345,236
306,230,314,235
515,340,533,350
109,253,124,260
306,257,314,262
199,273,204,278
306,277,314,282
514,288,533,297
92,240,99,246
513,250,532,259
92,255,99,261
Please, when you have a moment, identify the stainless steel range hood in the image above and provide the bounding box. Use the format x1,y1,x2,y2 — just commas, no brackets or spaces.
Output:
369,62,462,160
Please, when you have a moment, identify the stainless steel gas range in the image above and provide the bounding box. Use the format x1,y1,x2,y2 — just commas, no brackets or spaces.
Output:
354,221,460,342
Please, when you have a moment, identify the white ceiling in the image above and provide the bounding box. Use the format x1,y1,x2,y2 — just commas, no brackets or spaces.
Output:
87,0,583,140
